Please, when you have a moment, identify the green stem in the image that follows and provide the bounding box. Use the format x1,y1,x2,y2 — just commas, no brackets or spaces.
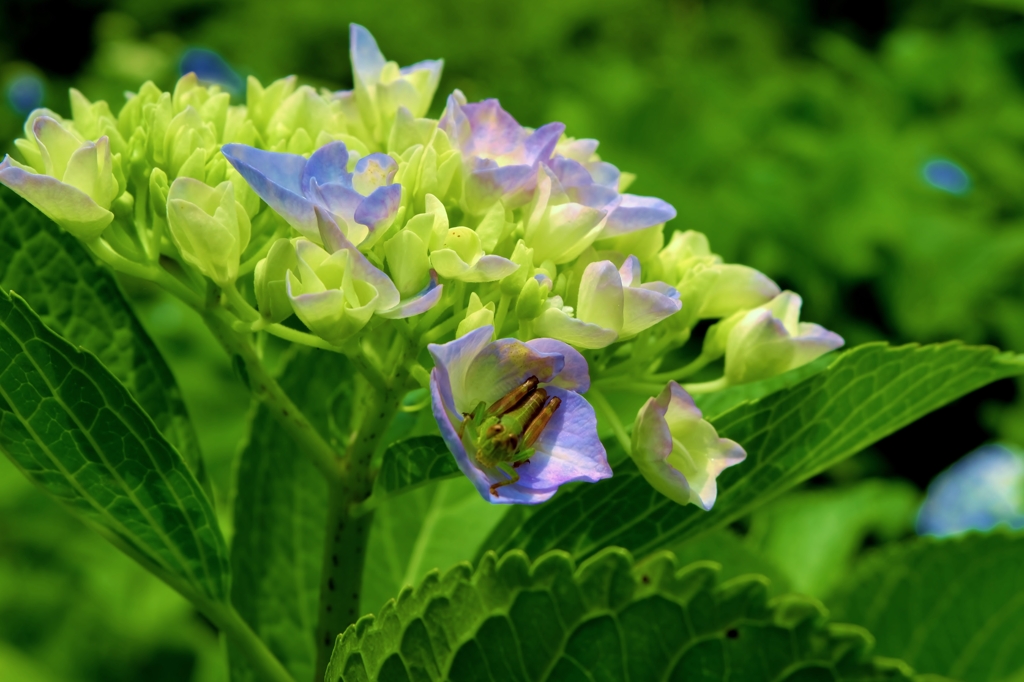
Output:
589,387,632,456
313,379,404,681
647,352,713,383
683,377,729,394
223,281,261,322
209,604,297,682
202,309,342,482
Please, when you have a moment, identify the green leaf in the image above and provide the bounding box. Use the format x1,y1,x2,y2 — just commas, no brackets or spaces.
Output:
829,531,1024,682
329,547,916,682
371,435,460,501
0,289,228,602
0,186,205,480
744,479,920,598
361,476,506,618
487,342,1024,562
229,347,350,682
694,351,838,419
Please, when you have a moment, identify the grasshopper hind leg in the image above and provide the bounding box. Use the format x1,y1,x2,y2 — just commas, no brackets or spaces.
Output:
489,461,521,497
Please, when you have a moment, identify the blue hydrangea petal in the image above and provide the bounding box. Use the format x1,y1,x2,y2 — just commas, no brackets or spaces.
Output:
428,326,495,417
302,141,351,192
524,338,590,392
353,183,402,232
350,24,387,86
520,387,611,489
461,338,565,412
222,143,315,236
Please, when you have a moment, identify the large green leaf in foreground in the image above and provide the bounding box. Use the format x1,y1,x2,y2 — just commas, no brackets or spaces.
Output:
0,289,228,602
489,342,1024,560
329,548,914,682
230,348,350,682
829,532,1024,682
0,186,204,479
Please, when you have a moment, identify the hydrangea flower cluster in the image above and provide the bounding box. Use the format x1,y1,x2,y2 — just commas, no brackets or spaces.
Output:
0,25,843,507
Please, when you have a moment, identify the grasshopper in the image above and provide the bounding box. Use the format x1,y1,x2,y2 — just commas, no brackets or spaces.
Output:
458,376,561,497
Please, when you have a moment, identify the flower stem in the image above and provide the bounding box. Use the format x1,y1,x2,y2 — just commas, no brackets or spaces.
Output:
313,379,404,681
202,308,343,482
683,377,729,394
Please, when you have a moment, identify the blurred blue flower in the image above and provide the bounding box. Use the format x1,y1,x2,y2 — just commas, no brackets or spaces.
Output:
179,48,243,94
6,74,44,114
922,159,970,195
917,443,1024,537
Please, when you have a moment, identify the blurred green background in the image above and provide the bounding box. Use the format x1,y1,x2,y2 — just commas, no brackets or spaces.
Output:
3,0,1024,679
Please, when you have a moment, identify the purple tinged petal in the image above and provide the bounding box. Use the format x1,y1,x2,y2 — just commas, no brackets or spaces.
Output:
353,153,398,191
312,205,400,311
462,338,564,412
791,323,844,367
603,193,677,237
619,255,641,287
429,369,511,502
428,326,495,417
439,93,472,154
587,161,620,188
548,156,593,189
0,159,113,239
354,183,401,231
558,138,599,161
517,387,611,489
302,141,350,192
350,24,386,85
222,143,316,236
378,274,444,319
311,181,363,236
524,339,591,392
523,122,566,165
620,286,683,338
460,99,524,159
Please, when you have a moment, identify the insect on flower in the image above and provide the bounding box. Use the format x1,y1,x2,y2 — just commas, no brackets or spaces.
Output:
459,376,562,496
429,326,611,504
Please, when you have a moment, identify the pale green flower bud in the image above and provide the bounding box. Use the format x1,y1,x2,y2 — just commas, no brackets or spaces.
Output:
429,227,518,283
660,230,779,327
515,276,550,321
523,174,607,264
704,291,845,385
384,229,430,298
166,178,251,284
500,240,535,296
247,76,298,136
0,116,124,240
254,238,299,323
632,382,746,509
456,292,495,337
69,89,125,153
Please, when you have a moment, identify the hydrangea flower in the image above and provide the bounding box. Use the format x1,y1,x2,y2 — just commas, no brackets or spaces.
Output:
632,381,745,509
658,230,780,327
166,177,250,285
547,139,676,237
429,326,612,504
222,141,400,247
705,291,844,385
917,444,1024,536
534,256,681,349
0,116,122,239
346,24,443,141
440,91,564,213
